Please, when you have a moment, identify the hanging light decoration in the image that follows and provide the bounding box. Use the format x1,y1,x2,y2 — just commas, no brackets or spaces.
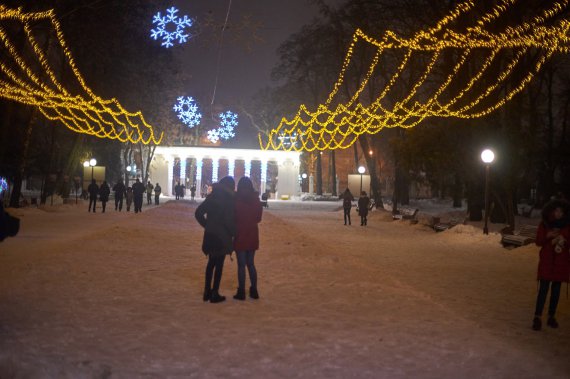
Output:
150,7,194,48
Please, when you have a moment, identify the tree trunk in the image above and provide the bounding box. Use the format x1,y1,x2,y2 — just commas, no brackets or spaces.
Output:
316,152,323,195
330,150,337,196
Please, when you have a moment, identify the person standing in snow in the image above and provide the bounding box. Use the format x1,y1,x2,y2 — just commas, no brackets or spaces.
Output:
190,185,196,201
132,178,145,213
87,179,99,213
358,191,370,226
98,180,111,213
232,177,263,301
126,187,133,212
113,179,126,211
195,176,236,303
340,188,354,225
146,181,154,205
154,183,161,205
531,199,570,331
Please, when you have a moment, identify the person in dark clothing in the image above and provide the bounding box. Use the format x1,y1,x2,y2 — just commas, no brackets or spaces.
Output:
0,202,20,242
113,179,127,211
126,187,133,212
532,199,570,331
154,183,161,205
132,178,145,213
233,177,263,300
190,185,196,201
98,181,111,213
175,182,181,200
358,191,371,226
146,181,154,205
195,176,236,303
87,179,99,213
340,188,354,225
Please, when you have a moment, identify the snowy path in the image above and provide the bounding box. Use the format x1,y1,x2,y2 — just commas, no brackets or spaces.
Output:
0,201,568,378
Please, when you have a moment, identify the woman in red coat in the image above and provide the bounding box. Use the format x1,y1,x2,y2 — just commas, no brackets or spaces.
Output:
233,177,263,300
532,199,570,331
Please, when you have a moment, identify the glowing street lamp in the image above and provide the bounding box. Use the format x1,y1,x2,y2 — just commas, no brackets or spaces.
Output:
481,149,495,235
84,158,96,181
358,165,366,194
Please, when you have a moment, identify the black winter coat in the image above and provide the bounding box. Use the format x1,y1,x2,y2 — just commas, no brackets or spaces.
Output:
132,181,145,198
113,182,126,199
99,183,110,202
87,183,99,198
195,184,235,257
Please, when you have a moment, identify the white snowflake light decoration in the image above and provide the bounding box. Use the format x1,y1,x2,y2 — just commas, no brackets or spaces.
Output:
173,96,202,128
150,7,193,48
218,111,238,140
207,129,220,143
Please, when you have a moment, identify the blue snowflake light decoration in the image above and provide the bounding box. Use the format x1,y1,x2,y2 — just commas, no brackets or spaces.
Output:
218,111,238,140
173,96,202,128
151,7,193,48
0,177,8,194
207,129,220,144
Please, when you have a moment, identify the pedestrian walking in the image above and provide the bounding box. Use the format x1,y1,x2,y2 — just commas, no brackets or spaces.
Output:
340,188,354,225
190,185,196,201
175,182,181,200
146,181,154,205
532,199,570,331
154,183,161,205
113,179,126,211
87,179,99,213
232,177,263,300
195,176,236,303
132,178,145,213
358,191,371,226
126,187,133,212
99,180,110,213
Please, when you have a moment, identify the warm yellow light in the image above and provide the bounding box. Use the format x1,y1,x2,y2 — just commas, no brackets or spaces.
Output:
0,6,163,145
259,0,570,152
89,158,97,167
83,161,89,168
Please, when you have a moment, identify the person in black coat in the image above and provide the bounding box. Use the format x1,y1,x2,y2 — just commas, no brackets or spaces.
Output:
358,191,371,226
195,176,236,303
340,188,354,225
113,179,126,211
132,178,145,213
146,181,154,205
87,179,99,213
0,202,20,242
99,181,111,213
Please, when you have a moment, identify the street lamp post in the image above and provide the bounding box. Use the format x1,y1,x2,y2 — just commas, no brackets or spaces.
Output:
481,149,495,235
301,173,307,193
358,166,365,195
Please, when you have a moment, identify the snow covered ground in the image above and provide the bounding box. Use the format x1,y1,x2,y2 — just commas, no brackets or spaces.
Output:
0,199,568,378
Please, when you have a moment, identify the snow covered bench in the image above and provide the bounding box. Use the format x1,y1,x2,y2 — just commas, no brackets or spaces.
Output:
501,225,538,247
393,208,419,224
433,213,468,232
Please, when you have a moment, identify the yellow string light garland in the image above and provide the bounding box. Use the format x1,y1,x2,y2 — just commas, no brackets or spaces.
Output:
260,0,570,151
0,6,163,145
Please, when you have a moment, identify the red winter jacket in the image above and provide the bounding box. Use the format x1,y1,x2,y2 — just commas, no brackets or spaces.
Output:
535,222,570,283
234,191,263,251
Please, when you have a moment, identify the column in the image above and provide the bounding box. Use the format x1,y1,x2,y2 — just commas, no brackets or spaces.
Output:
196,157,203,198
167,156,174,196
260,160,268,195
228,159,235,178
212,158,219,183
180,157,187,196
309,174,314,195
244,159,251,177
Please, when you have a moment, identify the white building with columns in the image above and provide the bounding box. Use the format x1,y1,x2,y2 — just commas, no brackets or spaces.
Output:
149,146,301,199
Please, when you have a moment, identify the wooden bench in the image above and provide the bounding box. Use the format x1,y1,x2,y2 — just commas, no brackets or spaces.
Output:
433,213,468,232
501,225,538,247
393,208,419,224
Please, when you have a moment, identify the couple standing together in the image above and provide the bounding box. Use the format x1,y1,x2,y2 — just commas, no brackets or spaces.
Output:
195,176,263,303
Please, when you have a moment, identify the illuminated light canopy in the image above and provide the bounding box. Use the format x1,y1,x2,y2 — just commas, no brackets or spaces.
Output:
173,96,202,128
259,0,570,151
150,7,194,48
0,6,163,145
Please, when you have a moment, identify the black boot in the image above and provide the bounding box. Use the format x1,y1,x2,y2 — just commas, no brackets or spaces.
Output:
209,290,226,303
203,287,211,302
547,317,559,328
233,288,246,301
249,287,259,299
